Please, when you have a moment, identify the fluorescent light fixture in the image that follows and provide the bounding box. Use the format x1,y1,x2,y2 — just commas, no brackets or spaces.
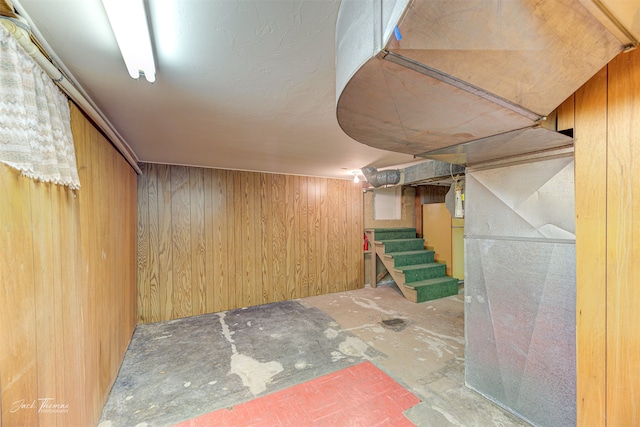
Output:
101,0,156,82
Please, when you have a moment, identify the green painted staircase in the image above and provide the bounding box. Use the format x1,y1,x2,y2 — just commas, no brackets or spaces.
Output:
366,227,459,303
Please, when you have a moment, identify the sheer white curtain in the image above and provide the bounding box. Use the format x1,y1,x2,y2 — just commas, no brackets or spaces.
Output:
0,23,80,189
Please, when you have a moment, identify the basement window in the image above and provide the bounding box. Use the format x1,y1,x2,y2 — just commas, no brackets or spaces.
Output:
374,186,401,220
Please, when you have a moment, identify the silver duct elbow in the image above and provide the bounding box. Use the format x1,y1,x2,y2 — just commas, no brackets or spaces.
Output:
361,167,401,188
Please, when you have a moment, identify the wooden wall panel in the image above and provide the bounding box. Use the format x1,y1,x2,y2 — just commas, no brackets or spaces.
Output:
575,48,640,426
171,166,192,319
327,178,341,294
240,172,251,306
415,185,447,237
0,103,137,426
422,203,453,276
213,169,228,312
308,177,320,296
74,103,138,426
557,94,575,132
157,164,173,321
606,51,640,426
147,164,160,323
285,175,296,300
137,164,150,324
138,165,364,322
30,181,57,427
203,168,215,313
59,184,83,427
235,171,246,307
318,178,329,296
271,174,286,303
82,117,101,420
575,67,608,427
0,164,38,427
295,176,309,299
248,172,262,307
353,183,364,288
227,171,239,308
190,167,206,316
260,173,272,304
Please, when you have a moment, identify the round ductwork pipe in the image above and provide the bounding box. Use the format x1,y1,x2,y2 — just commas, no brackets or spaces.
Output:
361,166,401,188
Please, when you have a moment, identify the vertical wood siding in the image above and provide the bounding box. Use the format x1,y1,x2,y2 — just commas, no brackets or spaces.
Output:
574,67,607,427
575,47,640,426
0,103,137,426
137,164,364,323
605,50,640,426
415,185,448,237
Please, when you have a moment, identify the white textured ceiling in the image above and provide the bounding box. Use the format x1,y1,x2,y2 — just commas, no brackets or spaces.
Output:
16,0,415,179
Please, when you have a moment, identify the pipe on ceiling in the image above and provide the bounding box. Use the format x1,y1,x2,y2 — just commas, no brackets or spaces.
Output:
361,166,401,188
362,160,465,188
0,1,141,174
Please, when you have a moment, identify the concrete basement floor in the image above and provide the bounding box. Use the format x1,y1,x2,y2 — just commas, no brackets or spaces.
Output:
98,284,531,427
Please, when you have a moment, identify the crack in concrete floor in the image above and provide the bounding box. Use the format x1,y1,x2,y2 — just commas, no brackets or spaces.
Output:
99,285,531,427
304,284,532,427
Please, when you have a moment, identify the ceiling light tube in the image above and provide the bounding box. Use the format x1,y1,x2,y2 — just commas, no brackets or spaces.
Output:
101,0,156,82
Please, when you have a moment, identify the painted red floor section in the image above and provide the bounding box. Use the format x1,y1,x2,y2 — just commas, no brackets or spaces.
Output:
173,361,420,427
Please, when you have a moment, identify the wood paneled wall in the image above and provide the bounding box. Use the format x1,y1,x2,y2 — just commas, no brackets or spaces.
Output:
574,47,640,426
137,163,364,323
415,185,448,237
0,103,137,426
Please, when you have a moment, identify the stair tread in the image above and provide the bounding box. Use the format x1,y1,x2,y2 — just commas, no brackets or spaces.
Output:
374,238,423,243
394,263,444,272
384,250,435,258
404,276,459,289
367,227,416,232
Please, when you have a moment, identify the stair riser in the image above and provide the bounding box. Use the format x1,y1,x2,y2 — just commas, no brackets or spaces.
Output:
383,240,424,253
416,281,459,302
393,253,434,267
377,255,416,301
375,231,416,240
402,265,446,282
371,228,456,304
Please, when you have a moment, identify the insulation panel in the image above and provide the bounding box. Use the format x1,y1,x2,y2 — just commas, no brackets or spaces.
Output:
464,157,576,427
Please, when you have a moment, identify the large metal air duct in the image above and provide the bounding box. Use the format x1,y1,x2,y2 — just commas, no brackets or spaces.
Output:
361,167,401,188
362,160,464,188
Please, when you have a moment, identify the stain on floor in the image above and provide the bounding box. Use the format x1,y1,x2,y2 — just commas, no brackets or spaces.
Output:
99,285,531,427
381,318,408,332
98,301,380,427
